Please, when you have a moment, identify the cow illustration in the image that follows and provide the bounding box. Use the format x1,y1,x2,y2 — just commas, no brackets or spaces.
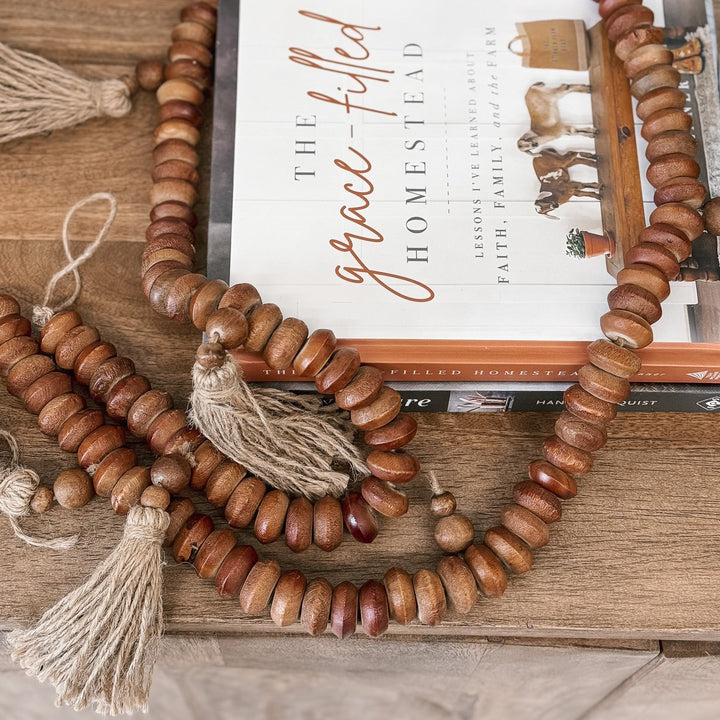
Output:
531,148,598,179
535,171,601,218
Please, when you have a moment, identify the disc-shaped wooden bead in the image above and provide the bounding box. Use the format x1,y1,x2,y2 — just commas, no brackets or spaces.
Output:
243,303,282,353
350,386,402,431
654,177,707,210
254,489,291,544
188,440,223,491
636,88,688,123
157,78,204,106
624,44,673,79
360,476,409,517
606,4,654,43
23,371,72,414
587,338,642,378
153,119,200,148
106,374,153,421
215,545,258,598
301,577,333,635
150,179,197,208
205,306,249,349
313,496,343,552
437,555,478,614
464,544,509,597
152,139,199,169
705,197,720,235
58,409,105,452
7,353,55,400
335,365,384,410
598,0,640,19
434,514,475,553
599,309,654,350
528,459,578,499
77,424,125,468
39,310,81,354
0,314,31,345
413,569,447,626
0,336,38,376
157,100,203,128
147,217,195,244
92,447,137,496
555,411,607,452
292,328,336,376
193,529,236,579
484,526,533,574
205,460,246,506
563,384,617,424
649,203,704,242
645,130,697,164
171,20,215,47
646,154,700,189
140,485,171,510
630,64,680,100
31,486,54,514
383,567,417,624
359,580,389,638
330,580,358,638
127,390,174,438
168,39,213,67
190,279,228,330
366,450,419,483
54,469,94,509
624,242,681,281
181,2,217,31
500,504,550,549
513,481,562,524
145,409,187,454
0,295,20,318
89,357,135,403
218,283,262,315
225,475,267,527
614,25,664,62
173,513,214,563
111,465,151,515
151,454,192,494
164,272,207,323
363,413,418,450
164,58,212,91
542,435,594,476
641,108,693,142
165,497,195,545
73,341,117,386
341,492,378,544
580,359,633,407
284,496,314,553
315,347,361,394
271,570,307,627
617,263,670,301
638,222,693,262
263,318,308,370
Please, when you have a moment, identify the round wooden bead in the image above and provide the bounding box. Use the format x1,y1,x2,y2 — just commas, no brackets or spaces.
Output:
330,580,358,638
0,336,38,376
271,570,307,628
315,346,361,394
624,242,681,281
150,179,197,208
301,577,333,635
637,88,688,123
614,25,664,62
606,4,654,43
645,130,697,164
163,271,207,323
146,216,195,242
646,154,700,189
58,409,105,452
630,64,680,101
105,374,153,421
254,489,291,544
205,460,246,506
89,357,135,404
383,567,417,624
190,279,228,330
168,39,213,67
73,341,117,386
215,544,258,598
434,514,475,553
181,2,217,31
542,435,594,476
196,341,225,369
617,263,670,301
39,310,81,354
528,459,578,499
225,475,266,527
292,329,336,376
413,569,447,626
164,497,195,545
359,580,389,638
437,555,478,614
190,439,224,490
173,513,214,563
263,318,308,370
579,360,633,404
146,409,187,455
341,492,378,544
171,20,215,48
587,338,642,379
706,197,720,235
624,44,673,79
484,526,533,574
244,303,282,353
127,390,174,438
313,496,343,552
563,384,617,424
0,295,20,318
193,529,236,579
142,265,190,301
0,314,31,345
54,469,94,509
92,447,137,496
30,486,54,514
430,492,457,517
598,0,640,19
363,414,418,450
350,386,402,431
153,119,200,147
654,177,707,210
599,309,654,350
464,544,508,597
284,496,314,553
151,454,191,494
366,450,419,483
152,139,199,168
111,466,151,515
500,504,550,549
555,411,607,452
140,485,171,510
335,366,384,410
164,59,212,91
250,564,295,617
638,223,693,262
136,58,165,90
641,108,693,142
23,371,72,414
156,78,204,106
218,283,262,315
77,424,125,468
513,481,562,525
7,353,55,399
360,476,409,518
649,203,704,242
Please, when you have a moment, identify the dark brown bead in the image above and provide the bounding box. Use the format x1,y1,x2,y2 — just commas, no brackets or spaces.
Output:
196,341,225,369
464,544,508,597
383,567,417,624
315,347,361,394
142,263,187,298
366,450,419,483
598,0,641,20
54,469,94,509
39,310,81,355
430,492,457,517
254,489,290,544
173,513,214,563
151,454,192,494
239,560,281,615
165,497,196,545
0,314,31,345
292,329,336,376
513,481,562,523
89,357,135,403
624,241,681,280
140,485,171,510
163,272,207,323
73,341,116,386
501,504,550,549
190,279,228,330
58,409,105,452
164,59,212,92
563,383,617,424
127,390,174,438
194,529,236,580
360,476,409,518
413,569,447,626
437,556,478,614
542,435,594,476
555,411,607,452
146,409,188,454
263,318,308,370
528,459,578,499
7,353,55,400
218,283,262,315
313,496,343,552
434,514,475,553
77,424,125,468
330,580,358,639
225,476,266,527
335,365,384,410
484,526,533,574
607,284,662,325
587,338,642,379
363,414,418,450
136,58,165,91
244,303,282,353
111,466,151,515
205,306,249,349
23,371,72,414
93,447,137,497
152,139,199,169
341,492,378,544
350,386,402,431
284,496,314,553
654,177,707,210
300,577,333,635
359,580,389,638
189,439,224,490
215,545,258,598
599,309,653,350
638,222,693,263
158,99,203,127
271,570,307,627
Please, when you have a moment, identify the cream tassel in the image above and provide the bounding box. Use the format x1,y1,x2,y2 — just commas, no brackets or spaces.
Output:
189,351,369,500
0,41,134,144
8,506,169,715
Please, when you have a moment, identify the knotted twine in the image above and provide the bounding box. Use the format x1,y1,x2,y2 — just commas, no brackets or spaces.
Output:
0,41,133,144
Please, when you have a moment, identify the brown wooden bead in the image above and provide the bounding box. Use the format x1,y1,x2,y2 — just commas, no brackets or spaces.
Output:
383,567,417,624
189,439,224,490
39,310,81,354
150,179,197,208
587,338,642,379
647,154,700,189
617,262,670,301
77,424,125,468
705,197,720,235
7,353,55,400
501,504,550,549
157,100,203,130
580,359,633,407
193,529,236,579
196,341,225,369
645,130,697,164
164,497,196,545
335,365,383,410
366,450,419,483
606,4,654,43
430,491,457,517
152,139,199,169
146,409,187,454
598,0,640,19
363,414,418,450
630,64,680,101
330,580,358,638
638,222,693,262
73,341,116,386
153,118,200,147
205,307,249,349
146,216,195,242
638,90,688,126
218,283,262,315
313,496,343,552
141,263,187,299
624,242,680,281
23,371,72,414
350,386,402,431
39,392,86,436
413,569,447,626
563,384,617,424
89,357,135,404
164,58,212,91
607,283,662,325
92,446,137,496
437,555,478,614
464,544,508,597
168,39,213,67
171,20,215,47
624,43,673,79
190,279,228,330
127,390,173,438
240,559,281,615
341,492,378,544
614,25,664,62
140,485,171,510
292,329,336,376
0,314,31,345
315,347,361,394
359,580,389,638
654,177,707,210
555,411,607,452
254,489,290,544
156,78,204,106
542,435,594,476
181,2,217,31
215,544,258,597
225,475,266,527
599,309,654,350
173,513,214,563
513,481,562,524
244,303,282,353
641,108,693,142
301,577,333,635
263,318,308,370
0,295,20,318
649,203,704,242
153,158,200,186
163,426,202,461
54,469,94,509
284,496,314,553
484,526,533,574
136,58,164,90
105,374,153,421
434,514,475,553
58,409,105,452
111,465,150,515
271,570,307,627
528,459,578,499
360,476,409,518
205,460,245,507
150,455,191,494
0,336,38,376
30,486,54,514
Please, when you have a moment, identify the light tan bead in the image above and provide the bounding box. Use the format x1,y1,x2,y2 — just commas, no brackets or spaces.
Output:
284,496,314,553
624,44,673,78
156,78,204,106
190,439,224,490
7,353,55,400
111,466,151,515
23,372,72,414
513,481,562,524
218,283,262,315
563,384,617,424
77,424,125,468
54,469,94,509
600,309,654,350
39,310,81,355
225,475,266,527
542,435,594,476
335,365,384,410
271,570,307,627
153,119,201,148
153,139,199,168
528,459,578,499
168,39,213,67
263,318,308,370
350,386,402,431
0,336,38,376
181,2,217,31
437,556,478,614
58,409,105,452
240,560,281,615
300,577,333,635
555,411,608,452
630,64,680,100
617,263,670,301
484,526,533,574
30,486,54,514
244,303,282,353
607,283,662,325
359,580,389,638
587,339,642,379
363,414,418,450
165,497,196,546
190,279,228,330
313,496,343,552
140,485,171,510
649,203,704,242
434,514,475,553
193,529,236,579
500,504,550,549
413,569,447,626
173,513,214,562
464,544,509,597
330,580,358,639
150,178,197,208
171,20,215,47
360,476,409,518
383,567,417,625
205,460,246,506
314,346,361,394
93,447,137,496
254,489,290,544
292,329,336,376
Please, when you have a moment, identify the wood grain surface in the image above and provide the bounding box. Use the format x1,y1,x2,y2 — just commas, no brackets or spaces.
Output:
0,1,719,646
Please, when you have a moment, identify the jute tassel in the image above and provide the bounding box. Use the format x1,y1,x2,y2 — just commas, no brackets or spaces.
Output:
8,505,169,715
0,41,134,144
189,351,369,500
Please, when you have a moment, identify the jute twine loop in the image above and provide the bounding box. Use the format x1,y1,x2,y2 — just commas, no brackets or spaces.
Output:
32,192,117,329
0,429,77,550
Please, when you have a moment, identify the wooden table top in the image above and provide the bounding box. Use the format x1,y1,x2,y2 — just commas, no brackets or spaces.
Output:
0,0,718,643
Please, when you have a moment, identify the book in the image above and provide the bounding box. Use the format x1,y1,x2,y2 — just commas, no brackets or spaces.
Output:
208,0,720,383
